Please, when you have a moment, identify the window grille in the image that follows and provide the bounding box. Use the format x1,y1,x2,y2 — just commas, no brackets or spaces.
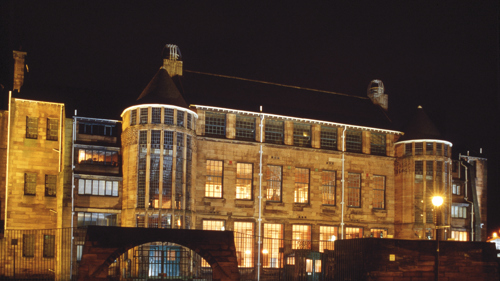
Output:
414,161,423,182
436,143,443,156
405,143,412,156
148,214,159,228
23,234,35,257
163,131,174,208
152,108,161,124
370,228,387,238
24,173,36,195
322,170,336,205
164,108,174,125
294,168,309,203
45,175,57,196
130,109,137,125
263,224,283,268
26,116,38,139
346,130,362,152
150,150,160,208
205,160,223,198
202,220,225,266
43,235,55,258
426,142,434,155
234,222,254,267
425,161,434,223
293,123,311,147
371,133,386,155
265,119,284,144
347,173,361,207
414,142,423,155
236,115,255,141
205,112,226,137
236,163,252,199
140,108,148,124
266,165,282,201
137,131,147,208
77,212,117,227
136,215,145,228
372,175,385,209
177,110,184,127
319,226,337,252
47,118,58,140
292,225,311,249
175,133,184,209
320,126,337,150
345,227,363,239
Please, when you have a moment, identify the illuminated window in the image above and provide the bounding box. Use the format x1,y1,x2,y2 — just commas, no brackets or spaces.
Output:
187,113,193,129
26,116,38,139
23,234,35,257
405,143,412,156
265,119,284,144
46,118,58,141
425,161,433,223
136,215,145,227
371,133,386,156
436,143,443,156
345,227,363,239
294,168,309,203
163,131,174,209
426,142,434,155
206,160,223,198
77,212,117,227
451,230,468,241
345,130,362,153
266,165,282,201
202,220,225,267
45,175,57,197
452,205,467,218
77,149,119,166
130,109,137,125
234,222,254,267
414,142,423,155
319,226,337,252
151,107,161,124
452,183,461,195
373,175,385,209
148,214,159,228
320,126,337,150
164,108,174,124
78,179,119,196
236,163,252,199
322,170,336,205
293,123,311,147
43,235,55,258
140,108,148,124
415,161,423,182
263,224,283,268
306,259,313,273
292,225,311,249
315,260,322,273
236,115,255,141
205,112,226,137
24,173,36,195
370,228,387,238
347,173,361,207
78,122,116,136
177,110,185,127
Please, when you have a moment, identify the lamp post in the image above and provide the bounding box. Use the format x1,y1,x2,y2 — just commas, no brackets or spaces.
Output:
432,195,444,281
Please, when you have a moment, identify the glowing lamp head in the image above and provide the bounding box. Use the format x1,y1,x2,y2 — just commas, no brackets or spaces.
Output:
493,232,498,238
432,196,444,207
262,249,268,254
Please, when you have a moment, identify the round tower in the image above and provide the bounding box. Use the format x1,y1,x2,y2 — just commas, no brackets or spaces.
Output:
121,45,197,229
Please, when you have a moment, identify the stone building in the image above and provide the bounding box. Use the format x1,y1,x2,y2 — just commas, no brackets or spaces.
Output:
0,47,489,279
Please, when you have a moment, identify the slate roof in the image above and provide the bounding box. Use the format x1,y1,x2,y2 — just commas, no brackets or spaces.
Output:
397,106,443,142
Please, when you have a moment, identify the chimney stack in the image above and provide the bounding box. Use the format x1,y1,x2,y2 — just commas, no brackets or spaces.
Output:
162,44,183,77
13,50,27,92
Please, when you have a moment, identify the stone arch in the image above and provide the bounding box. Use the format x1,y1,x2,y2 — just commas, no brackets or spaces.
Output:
78,226,240,281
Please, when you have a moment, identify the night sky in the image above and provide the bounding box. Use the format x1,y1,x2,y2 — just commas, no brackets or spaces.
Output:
1,1,499,234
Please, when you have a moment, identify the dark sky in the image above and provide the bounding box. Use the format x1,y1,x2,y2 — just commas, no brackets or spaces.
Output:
1,1,499,233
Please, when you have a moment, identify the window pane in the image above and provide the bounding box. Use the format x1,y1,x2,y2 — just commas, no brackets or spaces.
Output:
263,224,283,268
112,181,118,196
24,173,36,195
371,133,386,155
321,126,337,150
345,227,363,239
43,235,55,258
322,171,336,205
236,163,252,199
293,123,311,147
47,118,58,141
105,181,112,196
292,225,311,249
23,234,35,257
373,175,385,209
294,168,309,203
164,108,174,124
319,226,337,252
346,130,362,152
205,112,226,137
234,222,254,267
78,179,85,194
206,160,223,198
236,115,255,140
347,173,361,207
26,116,38,139
266,165,282,201
140,108,148,124
151,107,161,124
265,119,284,144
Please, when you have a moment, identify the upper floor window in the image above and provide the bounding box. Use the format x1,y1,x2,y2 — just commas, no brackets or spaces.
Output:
414,142,423,155
294,168,309,203
265,119,284,144
151,108,161,124
130,109,137,125
164,108,174,125
436,143,443,156
320,126,337,150
46,118,58,141
415,161,424,182
371,133,386,156
205,112,226,137
206,160,223,198
45,175,57,196
187,113,193,129
177,110,185,127
77,212,117,227
372,175,385,209
345,130,362,153
405,143,412,156
26,116,38,139
78,179,119,196
452,183,461,195
236,115,255,141
24,173,36,195
77,149,119,166
236,163,253,200
293,123,311,147
266,165,282,202
426,142,434,155
444,144,449,157
451,205,467,218
78,122,116,136
347,173,361,207
322,170,336,205
140,108,148,124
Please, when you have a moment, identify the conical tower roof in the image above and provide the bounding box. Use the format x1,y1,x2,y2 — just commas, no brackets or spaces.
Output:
398,106,442,142
135,67,188,108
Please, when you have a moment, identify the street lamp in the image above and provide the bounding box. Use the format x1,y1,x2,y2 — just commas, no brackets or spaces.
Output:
432,195,444,281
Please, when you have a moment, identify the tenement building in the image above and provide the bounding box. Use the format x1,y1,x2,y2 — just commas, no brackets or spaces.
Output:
0,47,488,279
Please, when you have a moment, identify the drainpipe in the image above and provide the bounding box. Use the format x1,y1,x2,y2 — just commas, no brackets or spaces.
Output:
257,108,264,281
460,158,474,241
70,112,77,276
340,127,346,239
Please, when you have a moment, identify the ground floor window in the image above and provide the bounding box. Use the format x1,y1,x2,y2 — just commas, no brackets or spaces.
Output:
263,223,283,268
292,225,311,249
234,222,254,267
370,228,387,238
345,227,363,239
451,230,468,241
319,226,337,252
